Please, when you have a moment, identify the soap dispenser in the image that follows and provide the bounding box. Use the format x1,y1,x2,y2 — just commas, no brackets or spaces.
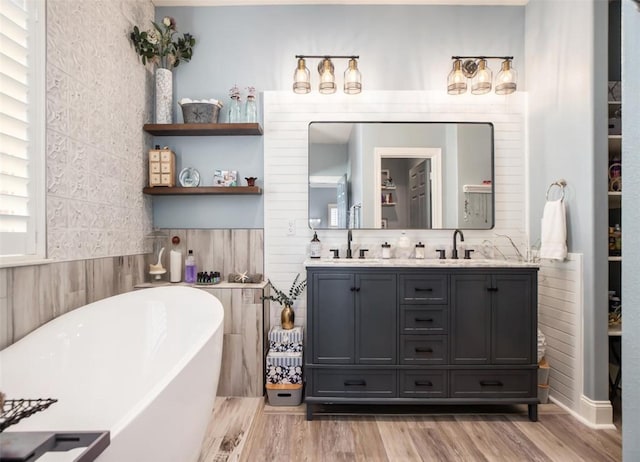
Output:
415,242,425,259
310,231,321,259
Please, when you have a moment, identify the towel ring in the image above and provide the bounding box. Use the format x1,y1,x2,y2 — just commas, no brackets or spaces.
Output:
546,180,566,201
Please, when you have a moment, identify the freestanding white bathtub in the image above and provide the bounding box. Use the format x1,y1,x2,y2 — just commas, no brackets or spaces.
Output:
0,286,224,461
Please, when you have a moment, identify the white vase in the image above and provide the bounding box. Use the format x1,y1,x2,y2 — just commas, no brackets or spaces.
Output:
155,68,173,124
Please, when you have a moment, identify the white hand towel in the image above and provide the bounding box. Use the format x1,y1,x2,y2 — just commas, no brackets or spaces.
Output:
539,199,567,261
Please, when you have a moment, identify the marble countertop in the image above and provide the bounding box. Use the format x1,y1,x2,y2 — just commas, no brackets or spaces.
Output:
304,258,539,268
135,281,269,289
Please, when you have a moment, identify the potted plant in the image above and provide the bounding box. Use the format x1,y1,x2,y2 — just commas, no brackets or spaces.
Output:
130,16,196,124
262,274,307,330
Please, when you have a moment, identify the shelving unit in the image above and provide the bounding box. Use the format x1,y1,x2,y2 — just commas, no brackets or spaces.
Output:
143,123,263,136
143,186,261,196
142,122,264,200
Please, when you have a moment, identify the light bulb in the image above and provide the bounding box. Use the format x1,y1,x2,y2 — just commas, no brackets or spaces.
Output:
344,58,362,94
318,58,336,94
471,59,492,95
293,58,310,94
495,59,517,95
447,59,467,95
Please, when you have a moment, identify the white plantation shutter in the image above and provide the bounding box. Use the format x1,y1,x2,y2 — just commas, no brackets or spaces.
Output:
0,0,45,260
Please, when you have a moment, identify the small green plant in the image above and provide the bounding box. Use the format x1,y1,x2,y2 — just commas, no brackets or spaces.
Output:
262,274,307,307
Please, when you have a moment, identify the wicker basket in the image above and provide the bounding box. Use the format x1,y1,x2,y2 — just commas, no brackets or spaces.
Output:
180,102,222,124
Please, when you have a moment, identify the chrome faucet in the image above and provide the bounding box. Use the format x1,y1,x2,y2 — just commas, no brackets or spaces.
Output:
346,229,353,259
452,229,464,259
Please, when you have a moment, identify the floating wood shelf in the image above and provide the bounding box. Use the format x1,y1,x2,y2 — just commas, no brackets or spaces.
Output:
143,123,263,136
143,186,262,195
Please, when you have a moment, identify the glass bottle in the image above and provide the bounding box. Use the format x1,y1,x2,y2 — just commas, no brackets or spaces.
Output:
185,249,197,283
244,86,258,123
228,85,241,123
309,231,321,259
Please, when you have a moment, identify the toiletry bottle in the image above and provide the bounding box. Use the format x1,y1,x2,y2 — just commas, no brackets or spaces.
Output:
415,242,425,259
170,249,182,282
310,231,322,259
381,242,391,259
185,249,197,283
397,231,410,258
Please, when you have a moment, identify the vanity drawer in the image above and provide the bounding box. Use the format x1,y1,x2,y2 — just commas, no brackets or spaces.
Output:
399,370,448,398
400,335,447,364
312,369,396,398
400,275,448,304
450,370,536,398
400,306,448,334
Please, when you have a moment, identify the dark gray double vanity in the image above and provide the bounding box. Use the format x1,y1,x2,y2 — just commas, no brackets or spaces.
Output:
304,259,539,421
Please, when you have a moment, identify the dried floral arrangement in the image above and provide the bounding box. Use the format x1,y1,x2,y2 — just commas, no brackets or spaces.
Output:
130,16,195,70
262,274,307,307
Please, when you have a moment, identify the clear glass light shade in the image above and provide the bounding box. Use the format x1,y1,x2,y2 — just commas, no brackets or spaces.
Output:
495,59,517,95
447,59,467,95
343,58,362,94
318,58,336,94
471,59,492,95
293,58,311,94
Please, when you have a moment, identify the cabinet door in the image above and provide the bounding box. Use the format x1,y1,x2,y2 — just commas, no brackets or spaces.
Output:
356,273,397,364
451,274,491,364
312,272,355,364
491,274,534,364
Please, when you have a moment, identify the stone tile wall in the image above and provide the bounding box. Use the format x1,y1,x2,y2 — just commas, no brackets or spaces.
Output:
46,0,154,260
0,1,155,348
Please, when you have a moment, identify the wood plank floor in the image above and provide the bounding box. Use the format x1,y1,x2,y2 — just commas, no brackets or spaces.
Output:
200,399,622,462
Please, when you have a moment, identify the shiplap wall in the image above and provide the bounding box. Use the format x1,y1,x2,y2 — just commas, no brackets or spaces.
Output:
537,253,583,411
263,91,528,327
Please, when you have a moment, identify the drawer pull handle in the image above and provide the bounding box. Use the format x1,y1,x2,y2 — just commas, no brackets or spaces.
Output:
415,380,433,387
415,347,433,353
344,380,366,386
415,318,434,322
486,287,499,292
415,288,433,292
479,380,504,387
350,287,361,292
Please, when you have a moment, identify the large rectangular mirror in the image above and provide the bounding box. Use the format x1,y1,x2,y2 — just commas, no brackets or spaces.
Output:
308,122,495,230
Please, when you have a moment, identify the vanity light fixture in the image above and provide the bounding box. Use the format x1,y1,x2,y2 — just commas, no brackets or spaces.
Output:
293,57,311,94
448,56,517,95
447,59,467,95
294,55,362,94
318,57,336,94
343,57,362,94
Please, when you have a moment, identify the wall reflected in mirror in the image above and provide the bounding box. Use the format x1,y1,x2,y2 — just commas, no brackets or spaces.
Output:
308,122,494,230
